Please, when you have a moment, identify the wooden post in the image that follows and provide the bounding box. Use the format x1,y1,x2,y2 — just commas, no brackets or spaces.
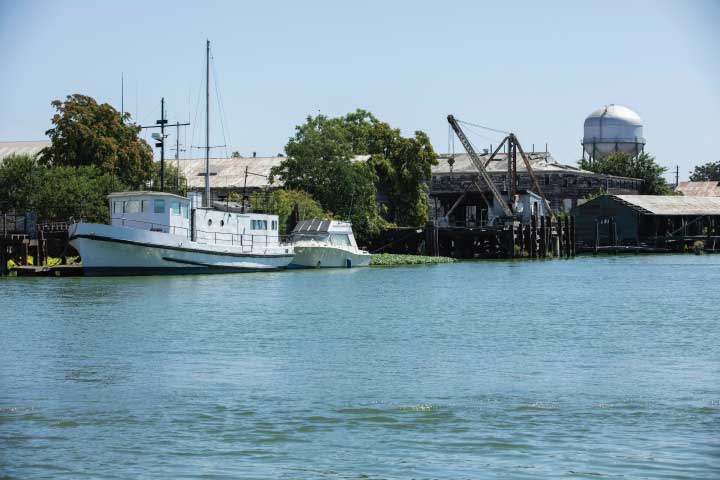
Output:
425,222,435,256
594,219,599,254
570,215,576,257
530,215,537,258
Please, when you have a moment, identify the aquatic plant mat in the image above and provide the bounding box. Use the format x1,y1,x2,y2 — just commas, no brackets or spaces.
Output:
370,254,455,266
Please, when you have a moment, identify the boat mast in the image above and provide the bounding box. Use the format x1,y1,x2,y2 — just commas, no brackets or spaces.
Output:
204,39,211,207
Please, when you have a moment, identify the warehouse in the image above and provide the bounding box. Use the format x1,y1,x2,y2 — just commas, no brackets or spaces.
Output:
573,194,720,252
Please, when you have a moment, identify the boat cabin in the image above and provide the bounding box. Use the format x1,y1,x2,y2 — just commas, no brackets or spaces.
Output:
290,218,358,248
109,191,282,247
109,192,191,238
193,208,280,246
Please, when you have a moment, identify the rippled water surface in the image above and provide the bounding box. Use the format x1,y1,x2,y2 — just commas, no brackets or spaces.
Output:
2,255,719,479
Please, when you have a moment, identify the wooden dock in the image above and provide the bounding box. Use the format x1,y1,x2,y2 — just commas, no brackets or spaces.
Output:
10,265,84,277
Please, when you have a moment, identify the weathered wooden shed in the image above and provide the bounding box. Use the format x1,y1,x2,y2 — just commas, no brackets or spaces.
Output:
573,195,720,251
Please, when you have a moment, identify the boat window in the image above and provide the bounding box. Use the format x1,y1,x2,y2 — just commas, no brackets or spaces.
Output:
154,199,165,213
271,220,277,230
220,220,225,227
113,200,123,214
125,200,141,213
142,200,150,213
171,201,180,215
251,219,268,230
330,233,351,246
208,219,213,227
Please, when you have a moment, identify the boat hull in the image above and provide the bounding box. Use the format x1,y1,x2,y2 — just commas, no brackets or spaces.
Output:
69,223,294,276
289,245,371,268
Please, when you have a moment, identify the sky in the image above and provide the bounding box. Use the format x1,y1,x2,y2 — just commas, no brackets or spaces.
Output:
0,0,718,181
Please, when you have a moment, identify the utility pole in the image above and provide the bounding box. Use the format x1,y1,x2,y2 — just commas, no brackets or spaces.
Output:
171,122,187,191
140,98,189,193
205,39,211,207
159,97,166,191
121,73,124,121
675,165,679,188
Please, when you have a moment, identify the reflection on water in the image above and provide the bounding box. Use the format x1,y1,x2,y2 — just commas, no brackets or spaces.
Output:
1,255,719,479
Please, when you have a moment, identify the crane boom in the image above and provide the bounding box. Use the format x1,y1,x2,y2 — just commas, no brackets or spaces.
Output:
447,115,513,217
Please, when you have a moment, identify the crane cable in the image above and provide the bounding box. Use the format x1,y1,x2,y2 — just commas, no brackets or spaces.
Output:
456,118,510,135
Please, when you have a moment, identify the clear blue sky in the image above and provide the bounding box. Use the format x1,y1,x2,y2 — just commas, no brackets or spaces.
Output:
1,0,718,181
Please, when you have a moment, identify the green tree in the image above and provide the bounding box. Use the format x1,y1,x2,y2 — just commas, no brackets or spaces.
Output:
689,160,720,182
40,94,154,188
272,109,437,240
34,166,123,222
579,152,672,195
0,154,40,212
250,189,327,234
149,162,187,195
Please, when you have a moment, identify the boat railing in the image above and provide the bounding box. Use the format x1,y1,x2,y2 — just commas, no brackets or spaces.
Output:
111,217,294,251
194,229,291,252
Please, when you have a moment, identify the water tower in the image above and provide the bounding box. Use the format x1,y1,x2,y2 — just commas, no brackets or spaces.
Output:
581,104,645,162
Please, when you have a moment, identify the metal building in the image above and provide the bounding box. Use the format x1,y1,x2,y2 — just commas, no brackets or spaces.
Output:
573,194,720,251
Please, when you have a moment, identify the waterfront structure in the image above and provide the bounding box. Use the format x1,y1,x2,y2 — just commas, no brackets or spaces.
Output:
429,152,641,228
289,218,371,268
581,104,645,162
573,194,720,251
675,181,720,197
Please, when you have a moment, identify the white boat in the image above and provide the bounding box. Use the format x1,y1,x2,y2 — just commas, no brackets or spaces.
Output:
289,218,371,268
69,192,294,275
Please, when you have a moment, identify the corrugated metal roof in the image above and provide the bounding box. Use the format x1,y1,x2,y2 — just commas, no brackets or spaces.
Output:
178,155,371,190
178,156,284,189
613,195,720,215
675,181,720,197
0,141,50,163
433,152,598,175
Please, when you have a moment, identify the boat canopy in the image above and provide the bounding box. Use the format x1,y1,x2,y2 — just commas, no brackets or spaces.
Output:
293,218,333,234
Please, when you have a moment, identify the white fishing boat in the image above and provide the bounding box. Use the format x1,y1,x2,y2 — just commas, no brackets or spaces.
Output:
289,218,371,268
69,192,293,275
69,40,293,275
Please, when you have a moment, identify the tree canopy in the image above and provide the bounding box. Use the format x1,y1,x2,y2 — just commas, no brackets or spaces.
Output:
578,152,672,195
0,154,40,213
689,160,720,182
250,189,327,235
0,153,122,222
40,94,154,188
271,109,437,242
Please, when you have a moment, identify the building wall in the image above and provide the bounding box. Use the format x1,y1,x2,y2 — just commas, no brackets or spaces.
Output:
572,196,641,246
431,171,641,212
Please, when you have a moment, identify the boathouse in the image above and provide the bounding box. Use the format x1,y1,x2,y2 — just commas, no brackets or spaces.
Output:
573,194,720,251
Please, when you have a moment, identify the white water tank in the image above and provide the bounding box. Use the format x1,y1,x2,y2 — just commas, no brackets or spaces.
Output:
582,104,645,159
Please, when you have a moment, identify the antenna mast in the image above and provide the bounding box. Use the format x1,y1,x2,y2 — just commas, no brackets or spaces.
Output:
205,39,211,207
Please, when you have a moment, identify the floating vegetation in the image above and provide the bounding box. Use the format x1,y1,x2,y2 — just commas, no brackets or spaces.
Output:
370,254,455,266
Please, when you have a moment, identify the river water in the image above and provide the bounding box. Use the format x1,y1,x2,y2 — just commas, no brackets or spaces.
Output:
1,255,719,479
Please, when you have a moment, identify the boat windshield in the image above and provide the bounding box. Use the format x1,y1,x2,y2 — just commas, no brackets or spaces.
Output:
292,233,328,243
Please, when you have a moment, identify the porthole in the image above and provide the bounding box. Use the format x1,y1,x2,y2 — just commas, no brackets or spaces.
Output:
208,219,213,227
220,220,225,227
